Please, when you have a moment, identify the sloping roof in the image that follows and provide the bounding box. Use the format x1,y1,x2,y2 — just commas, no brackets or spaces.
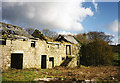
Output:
56,35,78,44
63,35,78,44
0,22,34,39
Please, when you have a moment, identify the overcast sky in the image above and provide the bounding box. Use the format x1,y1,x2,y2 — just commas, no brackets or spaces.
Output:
1,0,120,44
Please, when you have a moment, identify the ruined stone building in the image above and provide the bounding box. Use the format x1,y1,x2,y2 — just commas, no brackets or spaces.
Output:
0,22,80,70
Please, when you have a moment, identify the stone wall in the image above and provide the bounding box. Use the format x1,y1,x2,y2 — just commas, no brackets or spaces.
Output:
1,38,79,70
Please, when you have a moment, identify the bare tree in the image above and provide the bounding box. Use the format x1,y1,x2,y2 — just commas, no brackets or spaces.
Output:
42,29,58,40
87,31,114,43
81,39,114,66
77,31,114,66
75,33,87,44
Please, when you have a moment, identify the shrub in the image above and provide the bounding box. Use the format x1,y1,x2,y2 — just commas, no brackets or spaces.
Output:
80,39,114,66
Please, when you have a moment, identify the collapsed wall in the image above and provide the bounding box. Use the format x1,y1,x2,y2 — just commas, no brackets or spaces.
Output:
0,22,80,70
1,38,79,70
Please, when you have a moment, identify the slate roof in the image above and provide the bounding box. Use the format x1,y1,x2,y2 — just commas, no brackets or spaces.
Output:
63,35,78,44
56,35,78,44
0,22,34,39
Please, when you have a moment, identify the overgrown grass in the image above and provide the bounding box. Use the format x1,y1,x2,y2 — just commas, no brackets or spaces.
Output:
2,68,47,81
52,71,62,74
2,66,119,82
80,65,87,68
2,68,63,81
114,53,120,60
113,53,120,65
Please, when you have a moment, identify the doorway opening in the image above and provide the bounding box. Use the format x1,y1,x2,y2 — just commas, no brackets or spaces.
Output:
49,57,54,68
66,45,71,55
41,55,47,69
11,53,23,69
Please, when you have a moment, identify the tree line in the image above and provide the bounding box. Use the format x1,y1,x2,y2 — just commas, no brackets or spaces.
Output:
75,32,119,66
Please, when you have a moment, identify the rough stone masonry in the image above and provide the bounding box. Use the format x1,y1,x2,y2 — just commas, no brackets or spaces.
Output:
0,22,80,70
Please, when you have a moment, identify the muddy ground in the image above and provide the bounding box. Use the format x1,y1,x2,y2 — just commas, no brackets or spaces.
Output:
38,66,120,81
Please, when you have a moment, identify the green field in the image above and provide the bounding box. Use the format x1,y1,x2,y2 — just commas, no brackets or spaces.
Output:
114,53,120,60
113,53,120,65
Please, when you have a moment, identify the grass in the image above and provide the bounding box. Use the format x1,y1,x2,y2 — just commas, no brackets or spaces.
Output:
2,68,62,81
2,68,42,81
114,53,120,61
113,53,120,65
80,65,87,68
2,66,120,82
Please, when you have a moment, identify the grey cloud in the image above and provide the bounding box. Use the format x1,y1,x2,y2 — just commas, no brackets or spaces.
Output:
2,1,94,31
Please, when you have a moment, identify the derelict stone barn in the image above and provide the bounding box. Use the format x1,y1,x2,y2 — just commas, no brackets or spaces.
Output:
0,22,80,70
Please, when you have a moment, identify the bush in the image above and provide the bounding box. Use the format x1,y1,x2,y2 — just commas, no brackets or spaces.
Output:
32,29,46,40
80,40,114,66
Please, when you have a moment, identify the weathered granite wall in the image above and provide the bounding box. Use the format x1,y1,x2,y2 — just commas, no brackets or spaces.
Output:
1,38,79,70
